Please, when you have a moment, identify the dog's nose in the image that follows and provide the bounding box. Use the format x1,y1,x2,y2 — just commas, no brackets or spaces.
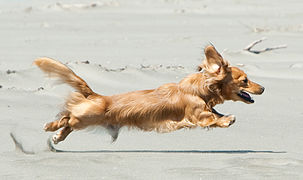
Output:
229,119,236,126
260,86,265,94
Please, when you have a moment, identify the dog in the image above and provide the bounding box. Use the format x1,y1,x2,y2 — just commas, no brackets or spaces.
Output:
35,45,264,144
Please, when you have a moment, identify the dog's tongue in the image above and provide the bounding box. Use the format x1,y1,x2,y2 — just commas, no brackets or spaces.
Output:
242,92,250,98
238,91,254,103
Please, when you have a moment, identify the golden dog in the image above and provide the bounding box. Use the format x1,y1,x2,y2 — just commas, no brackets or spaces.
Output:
35,45,264,144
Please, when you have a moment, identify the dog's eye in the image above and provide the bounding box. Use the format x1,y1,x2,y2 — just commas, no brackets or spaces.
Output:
243,78,248,83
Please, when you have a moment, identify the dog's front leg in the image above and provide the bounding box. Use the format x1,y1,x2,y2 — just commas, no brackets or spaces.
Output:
192,110,235,128
211,108,236,128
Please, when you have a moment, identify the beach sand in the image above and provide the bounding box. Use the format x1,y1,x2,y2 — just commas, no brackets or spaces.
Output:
1,0,303,179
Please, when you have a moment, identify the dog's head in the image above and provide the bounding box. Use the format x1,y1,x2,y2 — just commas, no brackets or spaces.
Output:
200,45,264,104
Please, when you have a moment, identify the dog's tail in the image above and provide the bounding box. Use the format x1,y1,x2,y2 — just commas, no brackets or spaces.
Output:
34,57,94,97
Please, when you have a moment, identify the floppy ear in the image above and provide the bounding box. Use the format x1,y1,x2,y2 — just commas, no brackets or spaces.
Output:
202,45,226,74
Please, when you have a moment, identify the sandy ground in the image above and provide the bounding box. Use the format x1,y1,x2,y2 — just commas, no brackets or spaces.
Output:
1,0,303,179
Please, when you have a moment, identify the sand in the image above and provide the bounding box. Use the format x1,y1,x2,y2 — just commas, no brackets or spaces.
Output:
0,0,303,179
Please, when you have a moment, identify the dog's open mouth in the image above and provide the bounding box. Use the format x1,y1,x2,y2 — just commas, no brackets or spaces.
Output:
237,91,254,103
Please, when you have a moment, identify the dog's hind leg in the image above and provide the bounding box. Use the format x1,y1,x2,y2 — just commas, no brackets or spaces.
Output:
50,115,82,144
44,116,70,132
52,126,73,144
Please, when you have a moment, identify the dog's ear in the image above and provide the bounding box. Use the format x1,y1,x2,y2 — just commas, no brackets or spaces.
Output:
203,45,226,74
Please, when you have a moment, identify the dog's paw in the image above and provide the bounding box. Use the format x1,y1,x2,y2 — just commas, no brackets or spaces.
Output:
216,115,236,128
52,134,59,144
43,123,51,131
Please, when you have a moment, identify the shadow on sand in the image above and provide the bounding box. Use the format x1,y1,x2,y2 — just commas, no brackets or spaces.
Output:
9,133,286,154
47,138,286,154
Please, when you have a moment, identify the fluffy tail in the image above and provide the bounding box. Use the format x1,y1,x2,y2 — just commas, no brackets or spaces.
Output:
34,57,94,97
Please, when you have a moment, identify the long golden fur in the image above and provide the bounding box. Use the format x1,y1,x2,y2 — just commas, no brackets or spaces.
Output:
35,45,264,144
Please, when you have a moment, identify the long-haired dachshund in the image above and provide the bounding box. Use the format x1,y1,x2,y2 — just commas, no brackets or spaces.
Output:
35,45,264,144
